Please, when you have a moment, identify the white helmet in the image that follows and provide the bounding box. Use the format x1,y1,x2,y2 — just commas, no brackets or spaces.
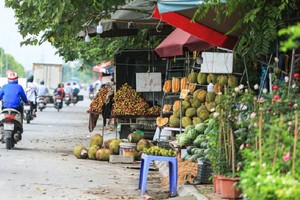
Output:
7,71,18,81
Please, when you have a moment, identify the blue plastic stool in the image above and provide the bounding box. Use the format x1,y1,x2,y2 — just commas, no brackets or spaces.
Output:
138,153,178,197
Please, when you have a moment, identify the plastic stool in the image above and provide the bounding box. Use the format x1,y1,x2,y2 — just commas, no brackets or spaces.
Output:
138,153,178,197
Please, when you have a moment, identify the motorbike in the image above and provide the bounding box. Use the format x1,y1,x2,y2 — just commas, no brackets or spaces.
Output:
54,95,63,111
89,92,94,100
24,103,32,124
0,108,23,149
38,96,47,111
64,94,71,106
72,95,78,106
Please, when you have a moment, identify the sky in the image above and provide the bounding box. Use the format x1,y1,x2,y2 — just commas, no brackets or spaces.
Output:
0,1,64,71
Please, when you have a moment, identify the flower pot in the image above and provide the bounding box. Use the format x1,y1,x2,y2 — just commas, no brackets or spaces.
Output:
219,177,242,199
213,175,223,194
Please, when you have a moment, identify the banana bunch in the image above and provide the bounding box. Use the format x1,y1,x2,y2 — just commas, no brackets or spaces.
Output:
143,146,177,157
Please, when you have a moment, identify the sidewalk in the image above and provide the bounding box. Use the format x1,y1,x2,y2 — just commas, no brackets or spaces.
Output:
100,129,221,200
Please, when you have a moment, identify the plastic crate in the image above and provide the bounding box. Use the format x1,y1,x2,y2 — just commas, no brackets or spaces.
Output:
195,160,212,184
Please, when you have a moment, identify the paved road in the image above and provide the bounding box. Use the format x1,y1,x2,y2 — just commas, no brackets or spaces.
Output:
0,92,170,200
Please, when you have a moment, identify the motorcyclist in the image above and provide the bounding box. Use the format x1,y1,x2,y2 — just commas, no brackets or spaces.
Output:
37,80,49,97
0,71,29,119
64,82,73,97
26,76,38,118
54,83,65,97
71,82,80,103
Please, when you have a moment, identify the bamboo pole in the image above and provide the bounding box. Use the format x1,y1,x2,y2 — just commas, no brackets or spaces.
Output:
292,111,298,178
230,127,236,175
259,112,263,170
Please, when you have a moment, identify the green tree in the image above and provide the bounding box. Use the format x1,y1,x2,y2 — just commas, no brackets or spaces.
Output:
0,48,25,77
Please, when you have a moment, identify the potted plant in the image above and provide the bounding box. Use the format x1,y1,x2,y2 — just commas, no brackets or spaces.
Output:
207,84,256,198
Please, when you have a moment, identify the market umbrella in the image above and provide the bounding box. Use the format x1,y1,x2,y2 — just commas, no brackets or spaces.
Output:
154,27,213,58
92,61,112,73
152,0,243,50
78,0,173,38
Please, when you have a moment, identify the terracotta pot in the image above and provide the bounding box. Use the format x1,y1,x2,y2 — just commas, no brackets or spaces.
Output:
213,175,223,194
219,176,242,199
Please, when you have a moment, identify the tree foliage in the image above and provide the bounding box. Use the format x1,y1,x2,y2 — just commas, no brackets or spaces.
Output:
0,48,25,77
194,0,300,59
5,0,300,69
4,0,163,67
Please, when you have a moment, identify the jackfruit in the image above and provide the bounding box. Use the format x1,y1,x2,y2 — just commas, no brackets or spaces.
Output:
207,73,218,84
73,145,88,159
89,133,103,147
188,71,198,83
137,139,151,151
193,89,202,98
192,117,203,125
206,92,216,103
214,82,223,94
197,73,208,85
182,101,191,110
206,102,216,112
88,145,100,160
191,98,201,108
217,75,228,86
182,117,192,128
197,90,207,102
96,148,112,161
228,75,239,88
198,109,210,121
185,108,197,118
169,115,180,127
109,139,122,154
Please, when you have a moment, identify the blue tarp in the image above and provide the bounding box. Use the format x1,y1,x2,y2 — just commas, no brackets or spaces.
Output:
157,0,225,13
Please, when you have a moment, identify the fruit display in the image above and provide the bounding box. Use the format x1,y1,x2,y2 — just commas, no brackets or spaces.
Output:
143,146,177,157
162,73,240,128
146,106,161,116
88,86,109,113
113,83,150,116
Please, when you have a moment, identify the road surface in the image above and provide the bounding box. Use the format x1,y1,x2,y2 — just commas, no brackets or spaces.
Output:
0,92,169,200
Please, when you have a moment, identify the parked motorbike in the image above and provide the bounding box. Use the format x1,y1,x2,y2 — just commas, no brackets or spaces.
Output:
0,108,23,149
38,96,47,111
24,104,32,124
64,94,71,106
54,95,63,111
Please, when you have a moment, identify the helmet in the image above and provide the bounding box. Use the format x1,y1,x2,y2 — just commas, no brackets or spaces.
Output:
40,80,45,85
7,71,18,81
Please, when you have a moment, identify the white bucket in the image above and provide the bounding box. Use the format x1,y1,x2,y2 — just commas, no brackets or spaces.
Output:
119,142,136,156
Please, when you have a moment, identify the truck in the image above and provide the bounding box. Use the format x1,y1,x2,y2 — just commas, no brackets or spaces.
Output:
32,63,63,94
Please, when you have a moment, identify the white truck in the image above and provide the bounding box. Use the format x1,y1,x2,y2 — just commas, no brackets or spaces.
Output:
32,63,63,94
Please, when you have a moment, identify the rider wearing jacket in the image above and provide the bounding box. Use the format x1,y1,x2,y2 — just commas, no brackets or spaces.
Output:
0,71,29,114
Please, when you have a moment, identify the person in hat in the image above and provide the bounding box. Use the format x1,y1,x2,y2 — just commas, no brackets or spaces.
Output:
0,71,29,115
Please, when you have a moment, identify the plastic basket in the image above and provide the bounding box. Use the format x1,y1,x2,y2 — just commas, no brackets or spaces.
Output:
195,161,212,184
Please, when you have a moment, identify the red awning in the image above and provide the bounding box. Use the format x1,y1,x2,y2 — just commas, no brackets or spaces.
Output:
152,7,237,50
154,27,213,58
